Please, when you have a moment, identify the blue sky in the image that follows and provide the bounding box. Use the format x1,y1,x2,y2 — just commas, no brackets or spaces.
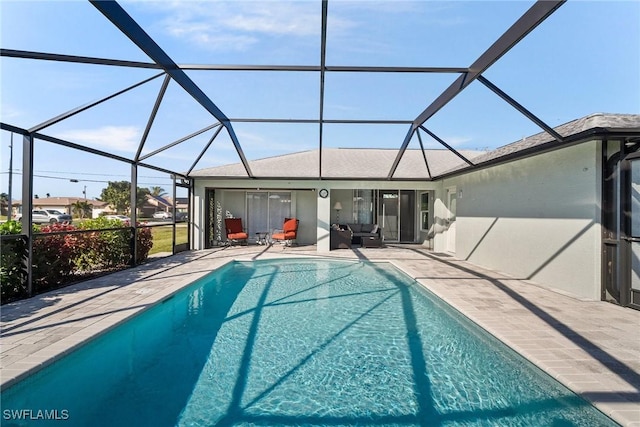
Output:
1,0,639,200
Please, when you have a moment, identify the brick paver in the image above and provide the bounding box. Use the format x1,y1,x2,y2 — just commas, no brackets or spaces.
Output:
1,245,638,426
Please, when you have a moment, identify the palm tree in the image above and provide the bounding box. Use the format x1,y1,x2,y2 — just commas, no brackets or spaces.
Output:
71,200,92,219
149,186,167,197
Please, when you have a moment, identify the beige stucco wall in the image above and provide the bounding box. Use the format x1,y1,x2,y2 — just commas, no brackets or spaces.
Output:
433,141,602,300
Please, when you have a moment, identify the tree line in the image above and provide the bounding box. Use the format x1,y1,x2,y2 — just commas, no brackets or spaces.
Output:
0,182,168,218
99,181,167,215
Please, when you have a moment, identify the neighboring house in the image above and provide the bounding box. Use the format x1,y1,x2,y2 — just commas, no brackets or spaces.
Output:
190,113,640,309
141,194,173,218
12,197,109,218
172,197,189,214
13,196,177,220
164,197,189,220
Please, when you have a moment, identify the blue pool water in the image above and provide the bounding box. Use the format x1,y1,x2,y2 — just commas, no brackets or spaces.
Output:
2,259,616,426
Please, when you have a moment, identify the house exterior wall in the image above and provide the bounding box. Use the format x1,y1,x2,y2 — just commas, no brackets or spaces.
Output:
433,141,602,300
296,190,318,245
192,142,607,300
191,179,437,250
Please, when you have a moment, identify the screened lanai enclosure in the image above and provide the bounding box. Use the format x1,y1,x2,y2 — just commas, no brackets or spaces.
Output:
1,0,639,304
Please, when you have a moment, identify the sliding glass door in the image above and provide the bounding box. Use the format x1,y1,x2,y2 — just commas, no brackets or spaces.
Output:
377,190,398,242
400,190,416,242
246,193,269,240
246,192,291,241
377,190,416,243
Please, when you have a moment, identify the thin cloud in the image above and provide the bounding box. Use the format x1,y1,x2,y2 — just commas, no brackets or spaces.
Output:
57,126,140,153
147,1,329,51
226,4,318,36
326,2,466,56
332,1,463,26
163,14,259,50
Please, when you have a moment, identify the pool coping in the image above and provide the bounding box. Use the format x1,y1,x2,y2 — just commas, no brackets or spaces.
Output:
0,251,235,390
1,245,639,426
382,257,640,427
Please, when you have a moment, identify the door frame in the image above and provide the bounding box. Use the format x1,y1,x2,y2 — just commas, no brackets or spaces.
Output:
603,139,640,309
378,189,400,242
621,150,640,308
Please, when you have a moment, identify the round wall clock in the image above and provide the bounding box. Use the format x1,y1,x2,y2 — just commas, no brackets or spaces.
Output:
319,188,329,198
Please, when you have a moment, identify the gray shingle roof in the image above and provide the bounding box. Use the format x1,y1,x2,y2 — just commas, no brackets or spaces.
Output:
189,148,486,180
442,113,640,175
190,113,640,180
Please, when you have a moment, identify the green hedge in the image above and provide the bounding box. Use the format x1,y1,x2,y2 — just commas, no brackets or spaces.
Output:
1,219,153,304
0,221,29,302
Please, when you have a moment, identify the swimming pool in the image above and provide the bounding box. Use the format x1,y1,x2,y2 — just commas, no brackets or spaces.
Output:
1,259,617,426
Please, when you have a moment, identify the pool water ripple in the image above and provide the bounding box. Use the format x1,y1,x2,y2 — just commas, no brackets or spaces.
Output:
1,259,617,426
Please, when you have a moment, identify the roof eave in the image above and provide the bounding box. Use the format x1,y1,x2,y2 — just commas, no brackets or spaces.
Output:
190,175,437,182
433,127,640,181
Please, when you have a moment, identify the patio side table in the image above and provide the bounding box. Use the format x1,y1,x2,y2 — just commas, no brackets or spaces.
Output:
255,232,270,245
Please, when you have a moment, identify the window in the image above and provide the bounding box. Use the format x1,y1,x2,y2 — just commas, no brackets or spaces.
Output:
420,192,430,231
353,189,373,224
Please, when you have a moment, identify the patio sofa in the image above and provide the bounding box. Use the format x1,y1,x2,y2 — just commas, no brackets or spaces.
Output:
346,223,382,248
330,225,352,249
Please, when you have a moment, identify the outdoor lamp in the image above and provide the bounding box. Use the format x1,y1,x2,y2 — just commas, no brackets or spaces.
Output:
333,201,342,224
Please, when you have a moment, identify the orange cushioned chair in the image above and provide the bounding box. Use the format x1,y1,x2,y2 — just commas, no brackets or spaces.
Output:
225,218,248,246
271,218,299,246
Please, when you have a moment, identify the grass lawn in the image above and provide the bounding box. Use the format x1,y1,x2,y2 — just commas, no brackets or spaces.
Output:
149,224,188,255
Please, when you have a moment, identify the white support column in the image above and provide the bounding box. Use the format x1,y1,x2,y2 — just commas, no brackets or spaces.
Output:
192,186,205,250
317,188,331,252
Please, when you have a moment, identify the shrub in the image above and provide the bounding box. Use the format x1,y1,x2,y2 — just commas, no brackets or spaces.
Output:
136,226,153,263
1,218,154,303
76,218,153,267
0,221,28,302
32,222,80,291
77,218,131,269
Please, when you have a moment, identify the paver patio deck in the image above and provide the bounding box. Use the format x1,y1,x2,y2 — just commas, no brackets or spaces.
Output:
1,244,639,426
